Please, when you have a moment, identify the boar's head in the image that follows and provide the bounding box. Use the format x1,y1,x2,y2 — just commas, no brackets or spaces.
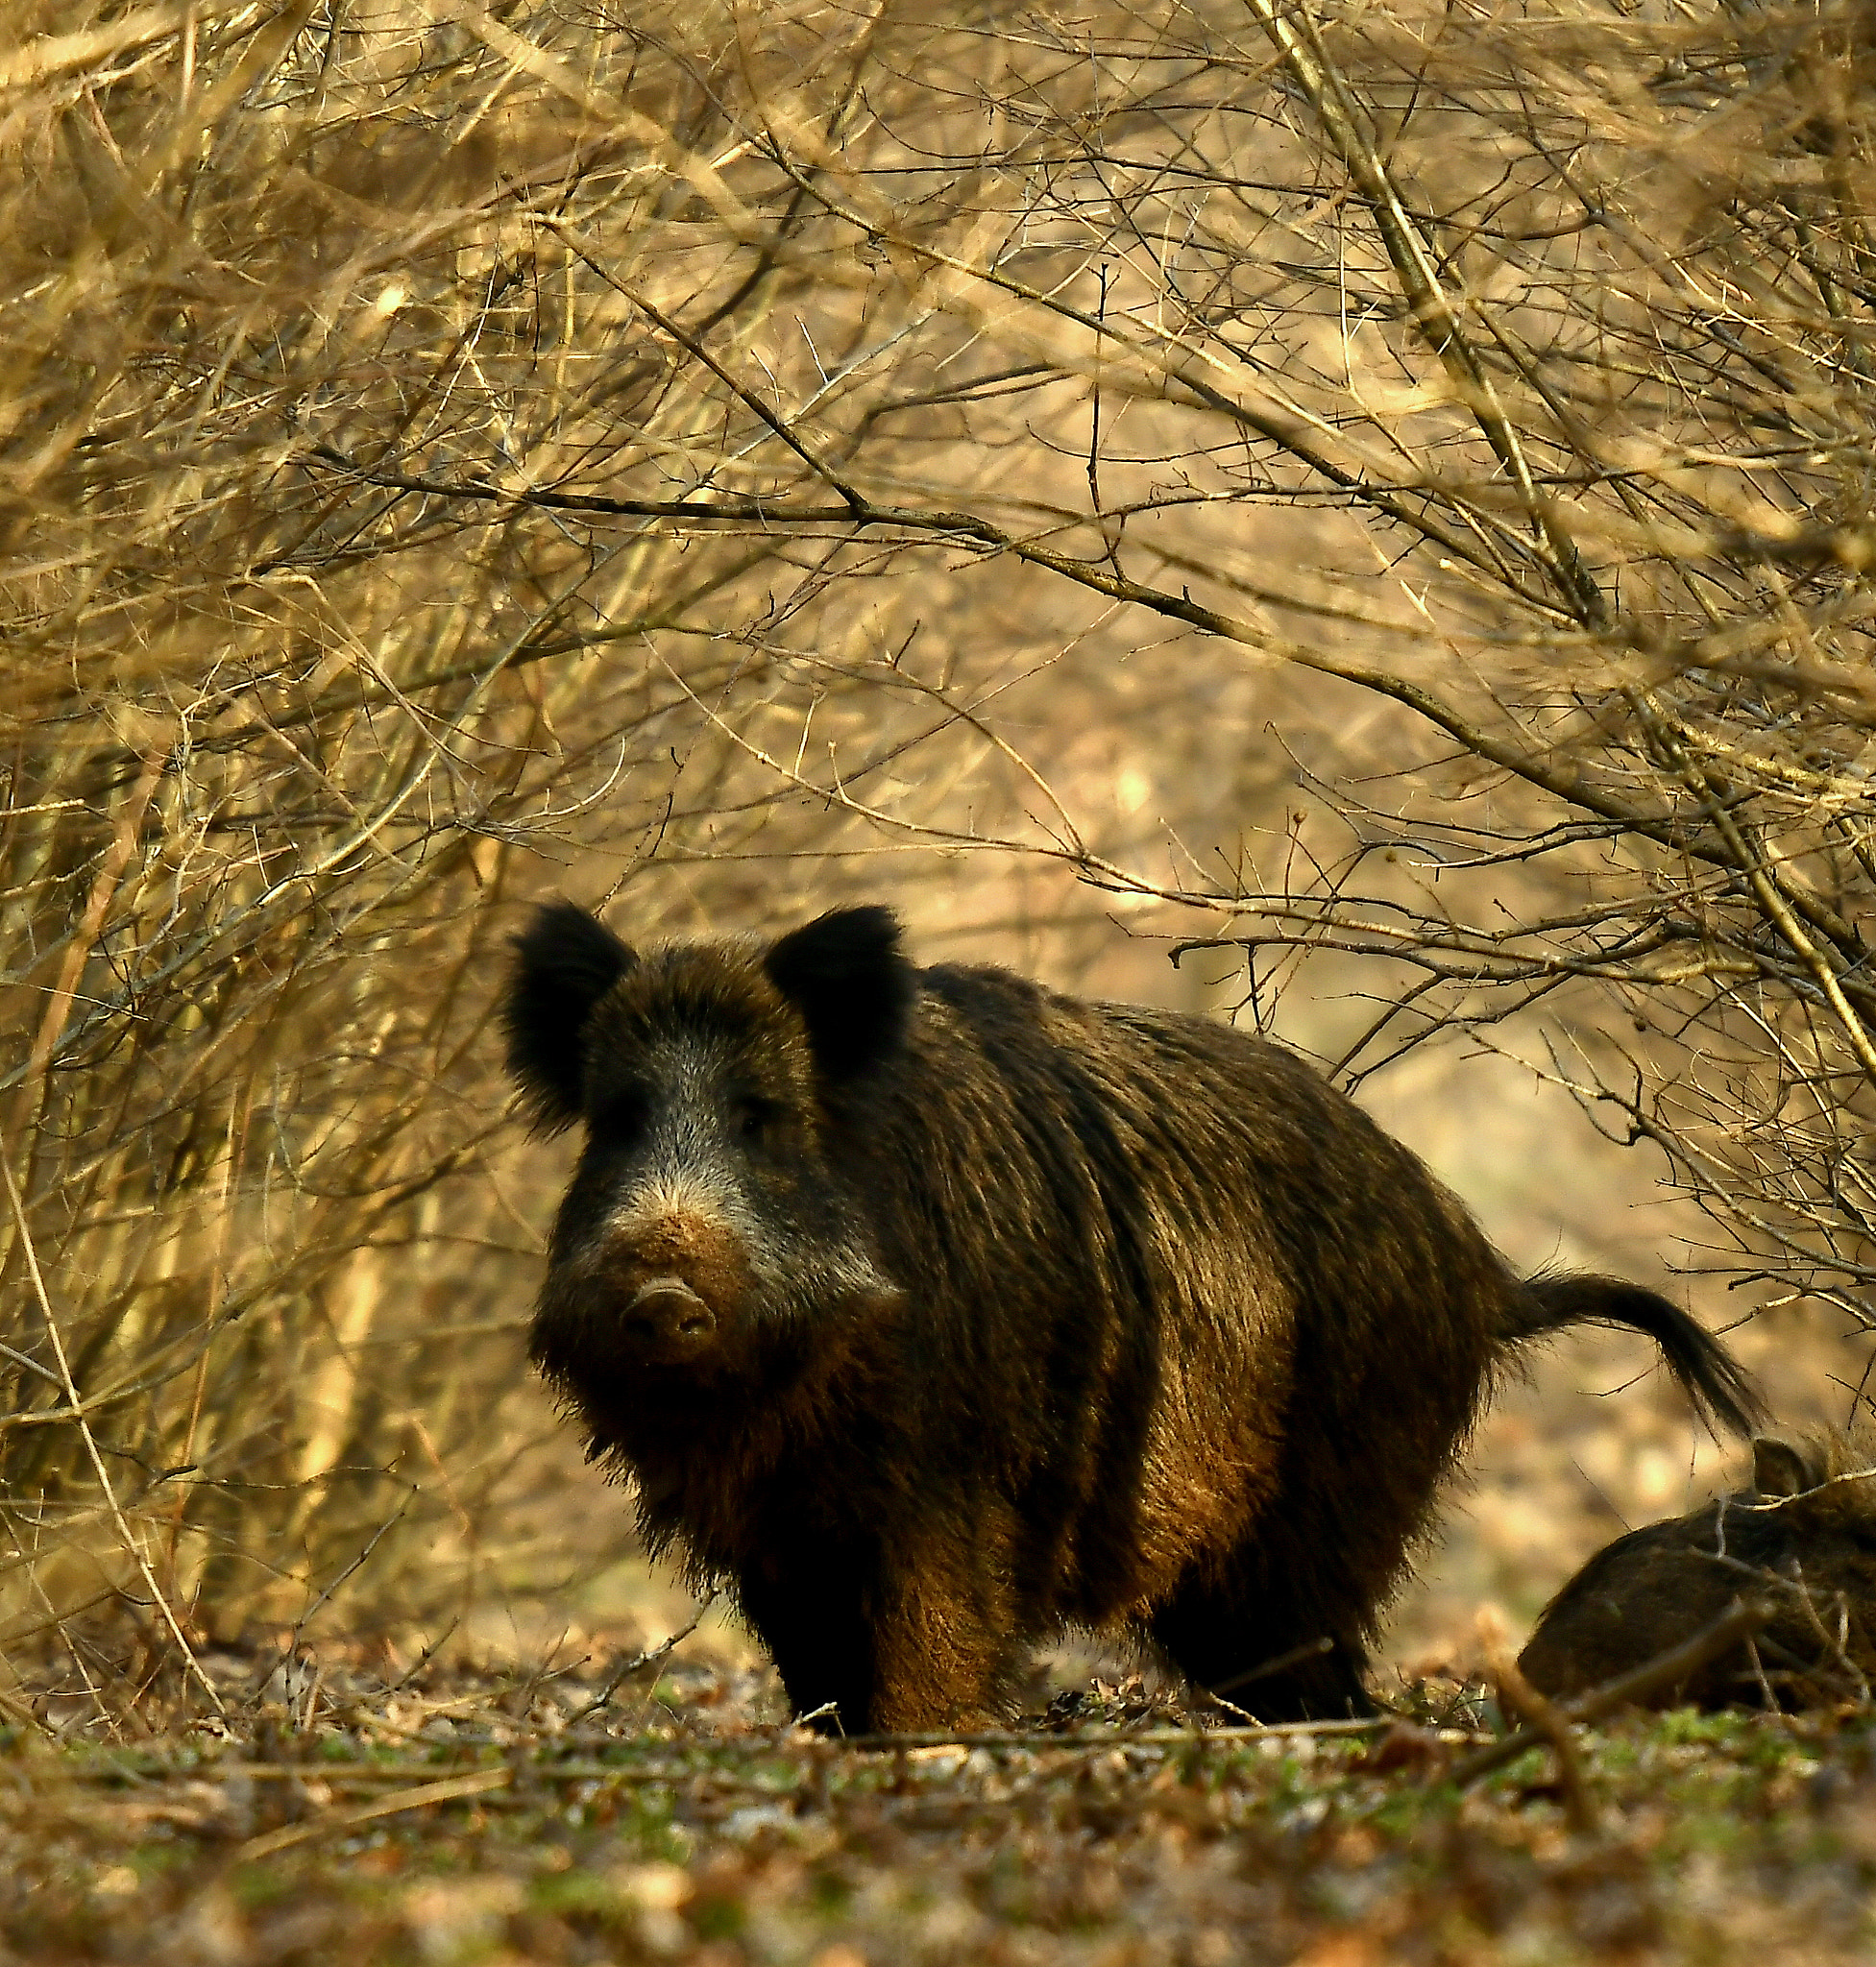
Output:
1747,1430,1876,1626
502,902,913,1401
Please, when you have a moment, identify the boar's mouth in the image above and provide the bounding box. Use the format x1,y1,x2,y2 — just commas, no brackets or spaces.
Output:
619,1275,719,1367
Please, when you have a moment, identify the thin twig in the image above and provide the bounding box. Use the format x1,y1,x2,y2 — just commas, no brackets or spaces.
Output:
1205,1635,1338,1701
1477,1607,1598,1833
235,1766,513,1862
290,1486,418,1643
0,1141,226,1718
567,1594,719,1724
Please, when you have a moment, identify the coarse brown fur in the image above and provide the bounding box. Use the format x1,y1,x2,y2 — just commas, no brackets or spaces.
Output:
503,903,1764,1733
1519,1427,1876,1710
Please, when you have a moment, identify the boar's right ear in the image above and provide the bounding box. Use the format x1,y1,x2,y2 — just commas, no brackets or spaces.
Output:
765,905,914,1082
1753,1432,1823,1498
502,901,636,1134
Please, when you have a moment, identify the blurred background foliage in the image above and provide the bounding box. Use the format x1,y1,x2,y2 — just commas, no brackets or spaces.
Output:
2,0,1873,1720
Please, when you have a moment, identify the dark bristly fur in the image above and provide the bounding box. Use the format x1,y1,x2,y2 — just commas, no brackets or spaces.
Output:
502,902,1766,1733
1520,1428,1876,1710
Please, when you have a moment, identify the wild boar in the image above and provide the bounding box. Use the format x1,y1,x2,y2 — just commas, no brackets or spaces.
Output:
1519,1428,1876,1709
502,901,1764,1732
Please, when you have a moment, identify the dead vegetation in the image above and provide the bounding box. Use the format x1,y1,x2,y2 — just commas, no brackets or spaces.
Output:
6,1643,1876,1967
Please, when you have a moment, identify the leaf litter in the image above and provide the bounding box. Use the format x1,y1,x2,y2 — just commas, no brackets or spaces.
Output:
4,1633,1876,1965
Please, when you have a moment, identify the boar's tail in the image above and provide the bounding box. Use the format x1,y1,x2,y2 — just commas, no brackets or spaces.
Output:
1506,1274,1766,1438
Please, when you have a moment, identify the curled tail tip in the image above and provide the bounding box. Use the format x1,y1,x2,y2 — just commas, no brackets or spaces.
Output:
1516,1272,1766,1439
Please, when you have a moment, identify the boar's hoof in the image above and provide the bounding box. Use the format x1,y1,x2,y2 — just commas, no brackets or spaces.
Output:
623,1276,719,1364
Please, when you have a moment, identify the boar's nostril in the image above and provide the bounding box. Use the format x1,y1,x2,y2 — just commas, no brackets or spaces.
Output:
628,1275,708,1315
623,1276,718,1358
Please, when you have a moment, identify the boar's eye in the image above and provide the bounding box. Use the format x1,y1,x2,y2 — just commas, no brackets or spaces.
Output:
734,1094,781,1146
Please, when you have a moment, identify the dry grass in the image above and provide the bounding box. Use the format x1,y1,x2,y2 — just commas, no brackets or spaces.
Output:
0,0,988,1687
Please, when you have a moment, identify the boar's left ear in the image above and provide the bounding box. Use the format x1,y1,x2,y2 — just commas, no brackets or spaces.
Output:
765,905,914,1081
502,901,637,1134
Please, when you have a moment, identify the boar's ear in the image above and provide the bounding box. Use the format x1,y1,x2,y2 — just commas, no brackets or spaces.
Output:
502,901,636,1134
765,905,914,1081
1753,1433,1822,1498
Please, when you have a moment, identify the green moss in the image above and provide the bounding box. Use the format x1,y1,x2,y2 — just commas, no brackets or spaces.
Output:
690,1891,746,1940
1655,1710,1755,1749
526,1867,619,1917
229,1862,301,1911
810,1865,852,1914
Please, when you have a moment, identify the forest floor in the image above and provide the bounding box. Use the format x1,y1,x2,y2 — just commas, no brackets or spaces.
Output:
4,1639,1874,1967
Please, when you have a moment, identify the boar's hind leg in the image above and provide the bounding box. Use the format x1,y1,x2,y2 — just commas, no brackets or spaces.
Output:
1150,1577,1375,1722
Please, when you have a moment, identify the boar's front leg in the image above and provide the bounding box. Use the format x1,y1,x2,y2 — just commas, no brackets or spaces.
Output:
738,1527,1018,1735
865,1555,1024,1735
735,1547,878,1736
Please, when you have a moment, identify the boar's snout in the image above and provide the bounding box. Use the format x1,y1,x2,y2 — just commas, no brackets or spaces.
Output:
622,1275,719,1365
553,1199,757,1372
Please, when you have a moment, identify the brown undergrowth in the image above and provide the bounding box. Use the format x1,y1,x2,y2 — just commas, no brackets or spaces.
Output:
3,1636,1875,1967
6,3,1876,1906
